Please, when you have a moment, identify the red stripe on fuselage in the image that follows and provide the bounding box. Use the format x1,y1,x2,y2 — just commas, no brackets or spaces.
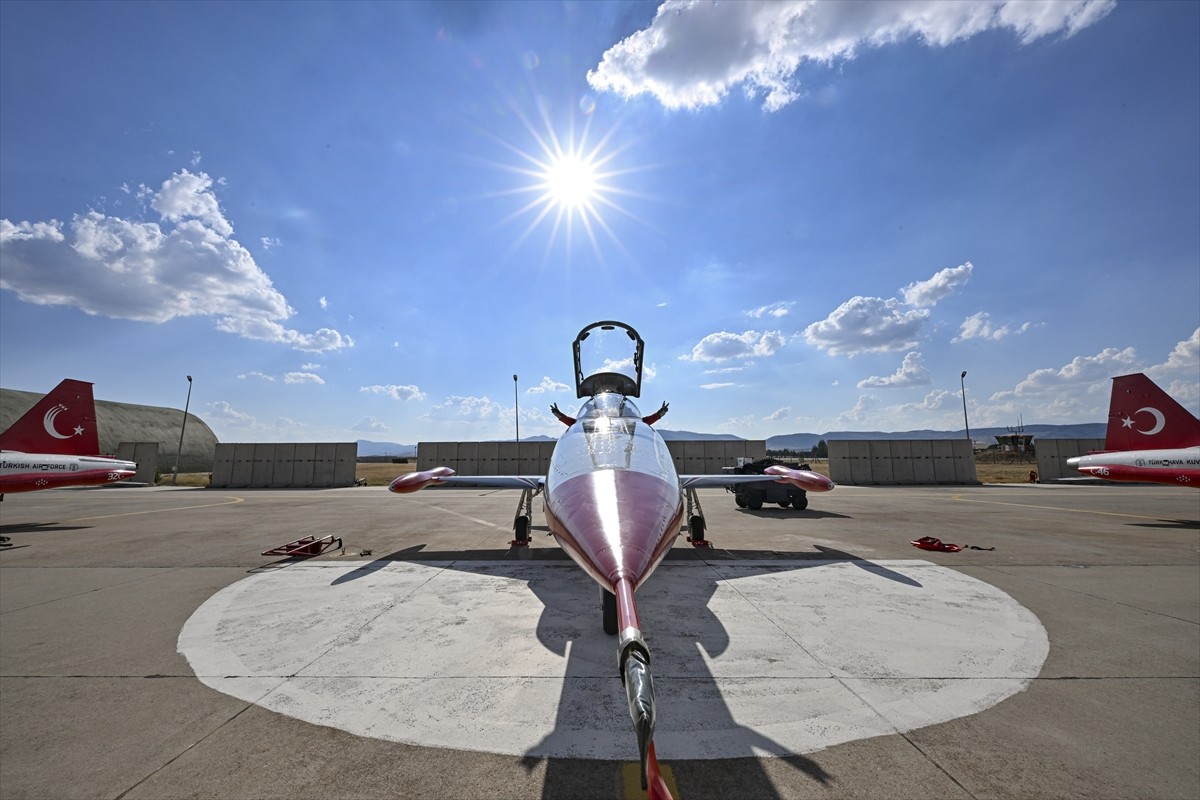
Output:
544,469,683,591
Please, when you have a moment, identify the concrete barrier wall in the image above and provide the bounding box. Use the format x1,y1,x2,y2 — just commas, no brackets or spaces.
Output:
1036,439,1106,481
417,439,767,475
116,442,159,485
210,442,358,488
829,439,977,485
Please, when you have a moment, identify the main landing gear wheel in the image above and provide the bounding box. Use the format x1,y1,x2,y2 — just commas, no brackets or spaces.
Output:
792,494,808,510
510,487,536,546
602,587,618,635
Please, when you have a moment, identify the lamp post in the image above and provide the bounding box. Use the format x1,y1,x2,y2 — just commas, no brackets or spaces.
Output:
172,375,193,485
513,374,519,443
960,370,971,447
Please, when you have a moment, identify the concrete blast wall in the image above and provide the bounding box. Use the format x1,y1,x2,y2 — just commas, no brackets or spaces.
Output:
416,440,768,475
1035,439,1106,481
210,442,357,488
115,442,159,485
828,439,978,485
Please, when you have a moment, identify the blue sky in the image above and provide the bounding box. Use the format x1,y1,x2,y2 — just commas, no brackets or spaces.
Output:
2,0,1197,445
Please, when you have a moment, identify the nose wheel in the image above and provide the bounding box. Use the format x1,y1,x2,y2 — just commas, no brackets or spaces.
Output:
602,587,618,634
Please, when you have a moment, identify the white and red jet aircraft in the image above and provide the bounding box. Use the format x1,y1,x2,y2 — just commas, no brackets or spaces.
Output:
390,321,834,799
0,379,137,499
1067,373,1200,488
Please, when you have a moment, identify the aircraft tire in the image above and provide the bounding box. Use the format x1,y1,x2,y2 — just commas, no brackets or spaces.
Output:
602,587,618,635
514,515,531,542
792,494,808,511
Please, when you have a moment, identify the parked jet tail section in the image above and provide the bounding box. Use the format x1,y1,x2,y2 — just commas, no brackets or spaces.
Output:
1103,373,1200,452
0,379,102,456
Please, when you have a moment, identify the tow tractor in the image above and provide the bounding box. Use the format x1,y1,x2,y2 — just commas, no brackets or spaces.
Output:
726,457,814,510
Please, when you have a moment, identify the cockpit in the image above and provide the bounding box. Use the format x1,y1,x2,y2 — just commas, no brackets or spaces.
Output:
578,392,642,420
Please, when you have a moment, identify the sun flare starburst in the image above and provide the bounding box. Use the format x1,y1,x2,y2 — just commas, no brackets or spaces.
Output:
486,107,652,268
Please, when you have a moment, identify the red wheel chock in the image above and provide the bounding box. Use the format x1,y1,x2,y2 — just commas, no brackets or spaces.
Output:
910,536,962,553
262,535,343,557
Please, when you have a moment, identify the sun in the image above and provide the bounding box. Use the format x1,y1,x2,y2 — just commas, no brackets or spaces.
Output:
542,152,600,211
485,108,650,266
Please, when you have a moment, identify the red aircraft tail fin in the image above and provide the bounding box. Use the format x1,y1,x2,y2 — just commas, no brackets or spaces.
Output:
1103,373,1200,452
0,379,103,456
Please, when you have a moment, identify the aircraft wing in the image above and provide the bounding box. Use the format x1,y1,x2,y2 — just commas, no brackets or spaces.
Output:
681,465,835,493
389,467,543,494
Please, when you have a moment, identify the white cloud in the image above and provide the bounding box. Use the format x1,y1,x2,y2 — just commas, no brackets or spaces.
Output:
682,330,786,362
747,301,794,319
525,376,571,394
319,296,329,309
238,371,276,382
0,169,352,353
700,382,737,390
360,384,426,401
1146,328,1199,378
151,169,231,236
283,372,324,385
834,394,881,426
206,400,256,424
900,262,973,308
261,236,281,251
588,1,1113,112
425,395,507,422
764,406,791,421
352,416,390,434
990,347,1139,401
719,414,757,429
857,351,932,388
953,311,1034,342
804,296,928,355
300,362,321,371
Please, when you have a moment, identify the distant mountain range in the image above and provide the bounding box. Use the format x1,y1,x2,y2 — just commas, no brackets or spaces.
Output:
357,423,1105,458
764,423,1106,451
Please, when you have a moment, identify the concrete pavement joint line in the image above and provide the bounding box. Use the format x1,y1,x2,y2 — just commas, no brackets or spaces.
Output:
898,729,980,800
949,494,1176,521
111,700,259,800
0,566,189,617
976,565,1200,626
58,496,246,522
696,557,833,678
278,562,460,680
413,499,499,528
178,560,1050,761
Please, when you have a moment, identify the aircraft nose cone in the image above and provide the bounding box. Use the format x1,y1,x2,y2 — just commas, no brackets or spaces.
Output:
546,469,682,586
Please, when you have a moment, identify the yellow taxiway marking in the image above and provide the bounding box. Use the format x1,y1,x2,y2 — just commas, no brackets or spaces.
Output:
950,494,1169,522
62,496,245,522
621,761,680,799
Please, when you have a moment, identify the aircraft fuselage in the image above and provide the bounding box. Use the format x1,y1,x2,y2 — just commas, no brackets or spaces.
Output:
0,451,138,494
542,391,682,593
1067,446,1200,487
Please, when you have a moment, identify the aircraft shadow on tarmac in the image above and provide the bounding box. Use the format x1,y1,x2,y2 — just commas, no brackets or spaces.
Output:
0,521,93,535
733,508,852,520
1126,518,1200,530
326,542,927,797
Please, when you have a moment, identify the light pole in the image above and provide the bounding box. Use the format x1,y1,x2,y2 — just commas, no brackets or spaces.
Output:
513,374,519,443
960,370,971,447
172,375,193,485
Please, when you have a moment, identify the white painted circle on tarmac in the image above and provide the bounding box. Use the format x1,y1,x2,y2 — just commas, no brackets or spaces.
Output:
178,559,1047,760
